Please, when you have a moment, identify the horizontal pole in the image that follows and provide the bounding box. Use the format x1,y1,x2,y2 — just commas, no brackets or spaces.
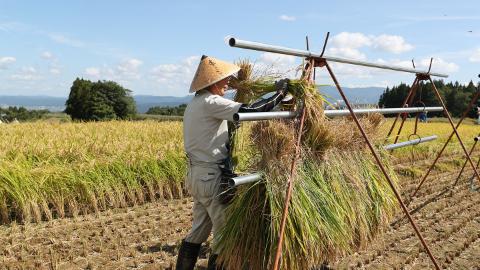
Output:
325,106,444,117
233,111,296,121
234,106,443,122
228,173,262,187
228,37,448,78
475,136,480,141
384,135,438,150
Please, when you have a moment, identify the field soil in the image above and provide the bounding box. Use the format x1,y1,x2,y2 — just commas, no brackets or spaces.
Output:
0,160,479,269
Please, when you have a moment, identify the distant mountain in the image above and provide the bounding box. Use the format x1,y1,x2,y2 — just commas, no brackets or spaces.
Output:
319,86,386,105
0,95,194,113
134,95,192,113
0,86,386,113
0,96,66,112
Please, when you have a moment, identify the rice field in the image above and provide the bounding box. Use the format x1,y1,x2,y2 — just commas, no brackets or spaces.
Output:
0,118,478,225
0,121,186,223
383,118,480,158
0,118,479,269
0,161,478,269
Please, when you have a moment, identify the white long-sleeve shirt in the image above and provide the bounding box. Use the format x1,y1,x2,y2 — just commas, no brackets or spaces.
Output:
183,90,242,163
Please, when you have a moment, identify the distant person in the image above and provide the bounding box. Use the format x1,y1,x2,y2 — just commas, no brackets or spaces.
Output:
420,111,428,123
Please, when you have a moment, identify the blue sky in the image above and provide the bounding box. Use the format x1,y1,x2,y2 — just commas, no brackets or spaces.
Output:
0,0,479,97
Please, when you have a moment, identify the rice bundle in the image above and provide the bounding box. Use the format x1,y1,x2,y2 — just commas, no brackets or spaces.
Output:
216,61,398,269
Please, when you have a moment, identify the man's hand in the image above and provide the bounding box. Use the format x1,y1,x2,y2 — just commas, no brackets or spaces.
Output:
275,78,290,95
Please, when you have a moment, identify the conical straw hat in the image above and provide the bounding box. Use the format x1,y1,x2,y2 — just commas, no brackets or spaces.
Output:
190,55,240,93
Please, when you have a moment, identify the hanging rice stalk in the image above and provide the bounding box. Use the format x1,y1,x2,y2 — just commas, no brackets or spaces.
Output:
216,60,398,269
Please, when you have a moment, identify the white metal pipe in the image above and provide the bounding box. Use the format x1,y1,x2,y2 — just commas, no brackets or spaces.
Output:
228,173,262,187
384,135,438,150
233,106,444,121
233,111,296,121
228,37,448,78
324,106,443,117
474,136,480,141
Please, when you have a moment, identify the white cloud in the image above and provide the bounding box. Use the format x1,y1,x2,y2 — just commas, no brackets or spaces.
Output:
48,33,85,47
327,47,367,60
372,35,414,54
116,58,143,79
328,32,414,57
84,58,143,81
85,67,101,77
419,58,459,73
469,48,480,62
256,53,299,77
259,52,295,66
150,56,200,90
318,32,418,80
10,66,42,81
0,56,16,69
40,51,62,75
49,68,61,75
327,33,370,60
151,64,182,80
381,57,459,74
327,32,372,65
41,51,54,60
279,15,296,21
330,32,372,49
326,62,375,78
85,67,100,77
379,58,413,69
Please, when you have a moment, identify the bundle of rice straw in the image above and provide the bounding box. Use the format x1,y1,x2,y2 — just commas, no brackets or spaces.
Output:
215,60,398,269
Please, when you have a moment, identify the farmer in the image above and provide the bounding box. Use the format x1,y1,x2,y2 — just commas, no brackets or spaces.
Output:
176,55,290,270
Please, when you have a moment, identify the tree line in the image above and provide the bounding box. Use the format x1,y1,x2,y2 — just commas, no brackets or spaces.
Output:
0,106,49,122
378,80,479,118
146,104,187,116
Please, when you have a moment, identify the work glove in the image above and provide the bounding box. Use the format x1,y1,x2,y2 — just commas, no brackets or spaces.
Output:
275,78,290,95
218,171,237,205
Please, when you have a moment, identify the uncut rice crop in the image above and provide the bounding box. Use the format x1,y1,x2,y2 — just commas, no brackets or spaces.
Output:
0,120,186,223
381,119,480,163
216,60,399,269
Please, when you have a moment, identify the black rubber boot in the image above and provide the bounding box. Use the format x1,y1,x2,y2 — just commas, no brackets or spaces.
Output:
175,240,201,270
207,254,225,270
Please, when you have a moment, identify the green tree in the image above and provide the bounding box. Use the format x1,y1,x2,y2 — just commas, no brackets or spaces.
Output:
65,78,93,120
65,79,136,121
146,104,187,116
